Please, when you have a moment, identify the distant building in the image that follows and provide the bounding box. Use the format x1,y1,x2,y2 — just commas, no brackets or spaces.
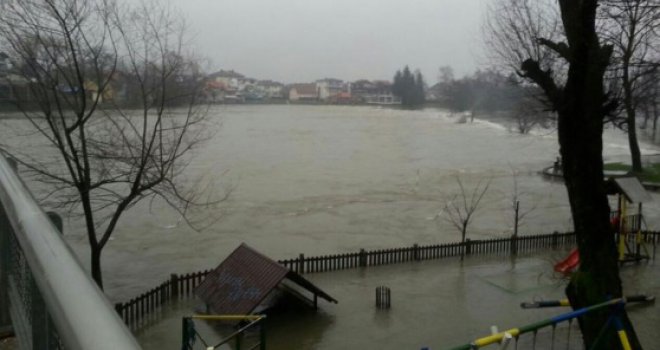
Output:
316,78,346,101
288,83,318,101
350,80,400,105
207,70,245,91
256,80,285,99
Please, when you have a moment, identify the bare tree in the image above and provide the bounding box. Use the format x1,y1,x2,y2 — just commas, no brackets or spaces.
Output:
600,0,660,172
440,177,490,261
509,169,537,236
0,0,223,289
638,70,660,132
483,0,565,81
510,91,552,134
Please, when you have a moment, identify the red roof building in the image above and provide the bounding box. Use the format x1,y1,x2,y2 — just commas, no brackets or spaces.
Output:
194,244,337,315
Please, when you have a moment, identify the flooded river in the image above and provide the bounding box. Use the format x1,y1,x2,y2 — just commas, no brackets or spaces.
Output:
3,104,660,301
4,105,660,348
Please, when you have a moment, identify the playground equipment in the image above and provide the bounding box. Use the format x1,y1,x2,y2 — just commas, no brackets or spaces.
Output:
181,315,266,350
607,177,653,264
447,297,647,350
554,177,654,274
520,295,655,309
554,248,580,274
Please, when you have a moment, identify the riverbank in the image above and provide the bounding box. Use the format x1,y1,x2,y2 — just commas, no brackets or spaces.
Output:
541,154,660,191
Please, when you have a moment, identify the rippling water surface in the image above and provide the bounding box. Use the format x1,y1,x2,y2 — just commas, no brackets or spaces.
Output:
3,105,660,302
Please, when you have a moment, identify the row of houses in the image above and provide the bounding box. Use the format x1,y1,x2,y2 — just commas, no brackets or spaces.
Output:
203,70,401,105
1,56,404,107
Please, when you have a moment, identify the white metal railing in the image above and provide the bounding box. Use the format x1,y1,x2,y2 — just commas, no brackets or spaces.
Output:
0,155,141,349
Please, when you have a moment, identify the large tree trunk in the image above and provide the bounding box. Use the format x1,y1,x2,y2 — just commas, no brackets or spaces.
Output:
519,0,644,348
555,1,642,348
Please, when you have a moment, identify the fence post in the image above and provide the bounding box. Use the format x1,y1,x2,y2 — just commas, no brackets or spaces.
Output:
0,202,12,336
359,248,367,267
171,274,179,298
465,239,472,256
298,254,305,274
552,231,559,249
0,159,16,336
511,234,518,257
413,244,420,261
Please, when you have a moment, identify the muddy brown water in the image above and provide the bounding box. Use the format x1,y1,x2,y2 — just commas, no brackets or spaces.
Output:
2,105,660,348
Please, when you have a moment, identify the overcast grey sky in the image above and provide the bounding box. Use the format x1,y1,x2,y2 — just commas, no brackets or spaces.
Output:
173,0,488,84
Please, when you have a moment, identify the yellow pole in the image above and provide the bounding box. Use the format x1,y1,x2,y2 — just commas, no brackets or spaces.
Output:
619,196,627,261
618,330,633,350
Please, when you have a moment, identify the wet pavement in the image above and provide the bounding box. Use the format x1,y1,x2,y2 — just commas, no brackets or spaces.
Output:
135,249,660,349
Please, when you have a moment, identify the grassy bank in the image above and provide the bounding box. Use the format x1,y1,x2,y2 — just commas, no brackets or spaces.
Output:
604,162,660,182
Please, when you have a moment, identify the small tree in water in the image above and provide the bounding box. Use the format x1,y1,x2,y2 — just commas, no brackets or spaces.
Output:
440,177,490,261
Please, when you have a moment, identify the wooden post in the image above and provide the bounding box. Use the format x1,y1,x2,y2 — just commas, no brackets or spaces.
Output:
171,274,179,298
552,231,559,250
511,234,518,257
298,254,305,274
465,238,472,256
413,244,420,261
514,201,519,238
359,248,367,267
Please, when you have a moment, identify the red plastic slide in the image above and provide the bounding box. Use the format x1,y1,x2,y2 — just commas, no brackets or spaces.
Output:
554,248,580,274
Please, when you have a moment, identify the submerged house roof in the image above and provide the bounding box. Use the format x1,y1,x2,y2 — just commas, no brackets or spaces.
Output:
194,244,337,315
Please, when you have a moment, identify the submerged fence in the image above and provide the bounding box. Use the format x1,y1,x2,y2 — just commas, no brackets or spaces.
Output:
114,270,211,329
115,230,659,329
277,232,578,274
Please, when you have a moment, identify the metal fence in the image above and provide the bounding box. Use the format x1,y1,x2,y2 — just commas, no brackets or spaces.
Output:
0,156,141,349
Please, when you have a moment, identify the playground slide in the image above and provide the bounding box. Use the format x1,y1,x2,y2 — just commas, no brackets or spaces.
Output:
554,248,579,274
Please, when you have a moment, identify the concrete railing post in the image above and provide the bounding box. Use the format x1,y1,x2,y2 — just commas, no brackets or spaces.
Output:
0,203,12,336
0,157,14,336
